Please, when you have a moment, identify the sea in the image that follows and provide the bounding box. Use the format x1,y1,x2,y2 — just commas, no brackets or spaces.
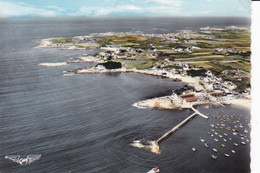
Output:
0,17,251,173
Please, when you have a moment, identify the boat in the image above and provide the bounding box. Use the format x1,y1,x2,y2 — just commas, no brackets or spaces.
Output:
214,138,219,142
224,154,230,157
224,133,228,136
192,148,197,152
147,167,160,173
211,155,217,160
204,143,209,148
233,143,238,146
213,148,218,153
231,150,236,153
200,138,205,142
241,141,246,145
220,144,225,147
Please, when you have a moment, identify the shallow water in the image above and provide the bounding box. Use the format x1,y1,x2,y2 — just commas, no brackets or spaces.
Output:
0,17,250,173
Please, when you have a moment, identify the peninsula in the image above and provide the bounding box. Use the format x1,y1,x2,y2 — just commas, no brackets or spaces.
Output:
38,26,251,154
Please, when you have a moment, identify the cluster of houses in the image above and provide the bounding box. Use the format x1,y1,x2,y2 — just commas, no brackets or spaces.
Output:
214,48,250,56
148,60,240,104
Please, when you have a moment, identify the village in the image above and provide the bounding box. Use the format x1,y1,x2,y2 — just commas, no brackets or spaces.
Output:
38,27,251,110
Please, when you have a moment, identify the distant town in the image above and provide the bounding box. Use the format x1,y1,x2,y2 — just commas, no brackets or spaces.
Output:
39,26,250,111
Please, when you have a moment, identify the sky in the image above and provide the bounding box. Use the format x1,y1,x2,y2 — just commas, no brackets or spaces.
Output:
0,0,251,18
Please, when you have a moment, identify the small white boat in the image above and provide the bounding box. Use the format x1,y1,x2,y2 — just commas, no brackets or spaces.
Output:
233,143,238,146
224,154,230,157
231,150,236,153
192,148,197,152
241,141,246,145
211,155,217,159
214,138,219,142
200,138,205,143
147,167,159,173
213,148,218,153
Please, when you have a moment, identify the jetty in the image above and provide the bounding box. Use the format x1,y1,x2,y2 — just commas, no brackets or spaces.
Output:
131,106,208,154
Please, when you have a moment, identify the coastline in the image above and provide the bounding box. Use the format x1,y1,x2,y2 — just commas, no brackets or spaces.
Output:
75,66,203,91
